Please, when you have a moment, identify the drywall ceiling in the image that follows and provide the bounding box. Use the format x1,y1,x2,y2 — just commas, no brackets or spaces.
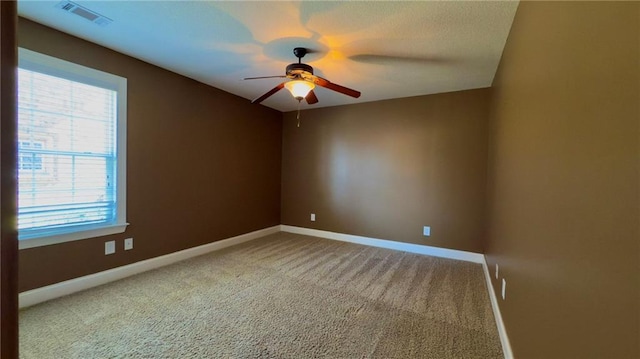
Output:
18,1,519,112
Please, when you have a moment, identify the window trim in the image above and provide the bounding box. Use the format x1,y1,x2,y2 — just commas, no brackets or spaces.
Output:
17,47,128,249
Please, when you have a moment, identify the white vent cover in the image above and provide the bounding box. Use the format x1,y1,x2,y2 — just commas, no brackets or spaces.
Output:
55,1,112,27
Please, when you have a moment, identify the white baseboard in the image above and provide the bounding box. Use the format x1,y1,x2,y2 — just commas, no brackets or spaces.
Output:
19,225,280,309
481,257,513,359
279,225,485,264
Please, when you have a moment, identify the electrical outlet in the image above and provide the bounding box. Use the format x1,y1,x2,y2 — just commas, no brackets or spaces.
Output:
124,238,133,250
502,279,506,300
105,240,115,255
495,263,499,279
423,226,431,236
310,213,316,222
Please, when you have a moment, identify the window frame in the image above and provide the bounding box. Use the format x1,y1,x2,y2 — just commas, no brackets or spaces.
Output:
17,47,128,249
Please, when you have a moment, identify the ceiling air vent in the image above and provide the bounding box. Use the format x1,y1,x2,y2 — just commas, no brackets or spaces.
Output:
55,1,113,27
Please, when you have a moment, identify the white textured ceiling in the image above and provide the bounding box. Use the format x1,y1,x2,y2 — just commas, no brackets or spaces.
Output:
18,1,519,112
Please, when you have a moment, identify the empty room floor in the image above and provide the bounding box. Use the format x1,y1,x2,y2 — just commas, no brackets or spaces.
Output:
20,232,502,358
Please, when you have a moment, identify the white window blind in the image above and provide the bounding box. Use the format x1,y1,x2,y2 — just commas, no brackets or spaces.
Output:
18,48,127,248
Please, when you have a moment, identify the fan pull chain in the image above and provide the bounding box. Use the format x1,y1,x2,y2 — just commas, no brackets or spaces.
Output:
296,99,302,127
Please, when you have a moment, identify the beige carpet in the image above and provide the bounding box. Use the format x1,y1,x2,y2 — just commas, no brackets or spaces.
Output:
20,232,503,358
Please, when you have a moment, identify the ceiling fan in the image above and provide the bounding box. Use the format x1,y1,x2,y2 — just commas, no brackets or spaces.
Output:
244,47,361,105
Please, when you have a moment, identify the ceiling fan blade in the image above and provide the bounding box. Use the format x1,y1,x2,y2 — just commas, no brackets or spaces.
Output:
313,76,361,98
305,90,319,104
244,75,287,80
348,54,448,65
252,82,285,104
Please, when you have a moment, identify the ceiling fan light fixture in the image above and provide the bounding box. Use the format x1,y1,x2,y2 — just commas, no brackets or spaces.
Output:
285,80,315,100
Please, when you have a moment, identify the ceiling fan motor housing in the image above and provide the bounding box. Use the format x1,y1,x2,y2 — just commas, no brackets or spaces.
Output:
286,63,314,77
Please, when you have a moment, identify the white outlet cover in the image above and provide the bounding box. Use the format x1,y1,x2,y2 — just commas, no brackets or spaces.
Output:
310,213,316,221
124,238,133,250
495,263,499,279
502,278,506,300
105,240,115,255
423,226,431,236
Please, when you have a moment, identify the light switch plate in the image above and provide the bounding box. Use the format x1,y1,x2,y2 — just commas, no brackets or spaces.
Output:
502,279,506,300
423,226,431,236
310,213,316,222
105,240,115,255
124,238,133,250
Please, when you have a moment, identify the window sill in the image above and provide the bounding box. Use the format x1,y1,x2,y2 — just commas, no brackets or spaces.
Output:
18,223,129,250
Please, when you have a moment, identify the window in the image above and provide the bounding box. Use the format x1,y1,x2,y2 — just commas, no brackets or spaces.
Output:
18,48,128,249
18,141,44,171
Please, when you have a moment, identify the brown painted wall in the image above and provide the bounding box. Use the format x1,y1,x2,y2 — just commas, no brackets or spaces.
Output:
485,2,639,358
1,2,19,357
281,89,491,253
18,19,282,292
